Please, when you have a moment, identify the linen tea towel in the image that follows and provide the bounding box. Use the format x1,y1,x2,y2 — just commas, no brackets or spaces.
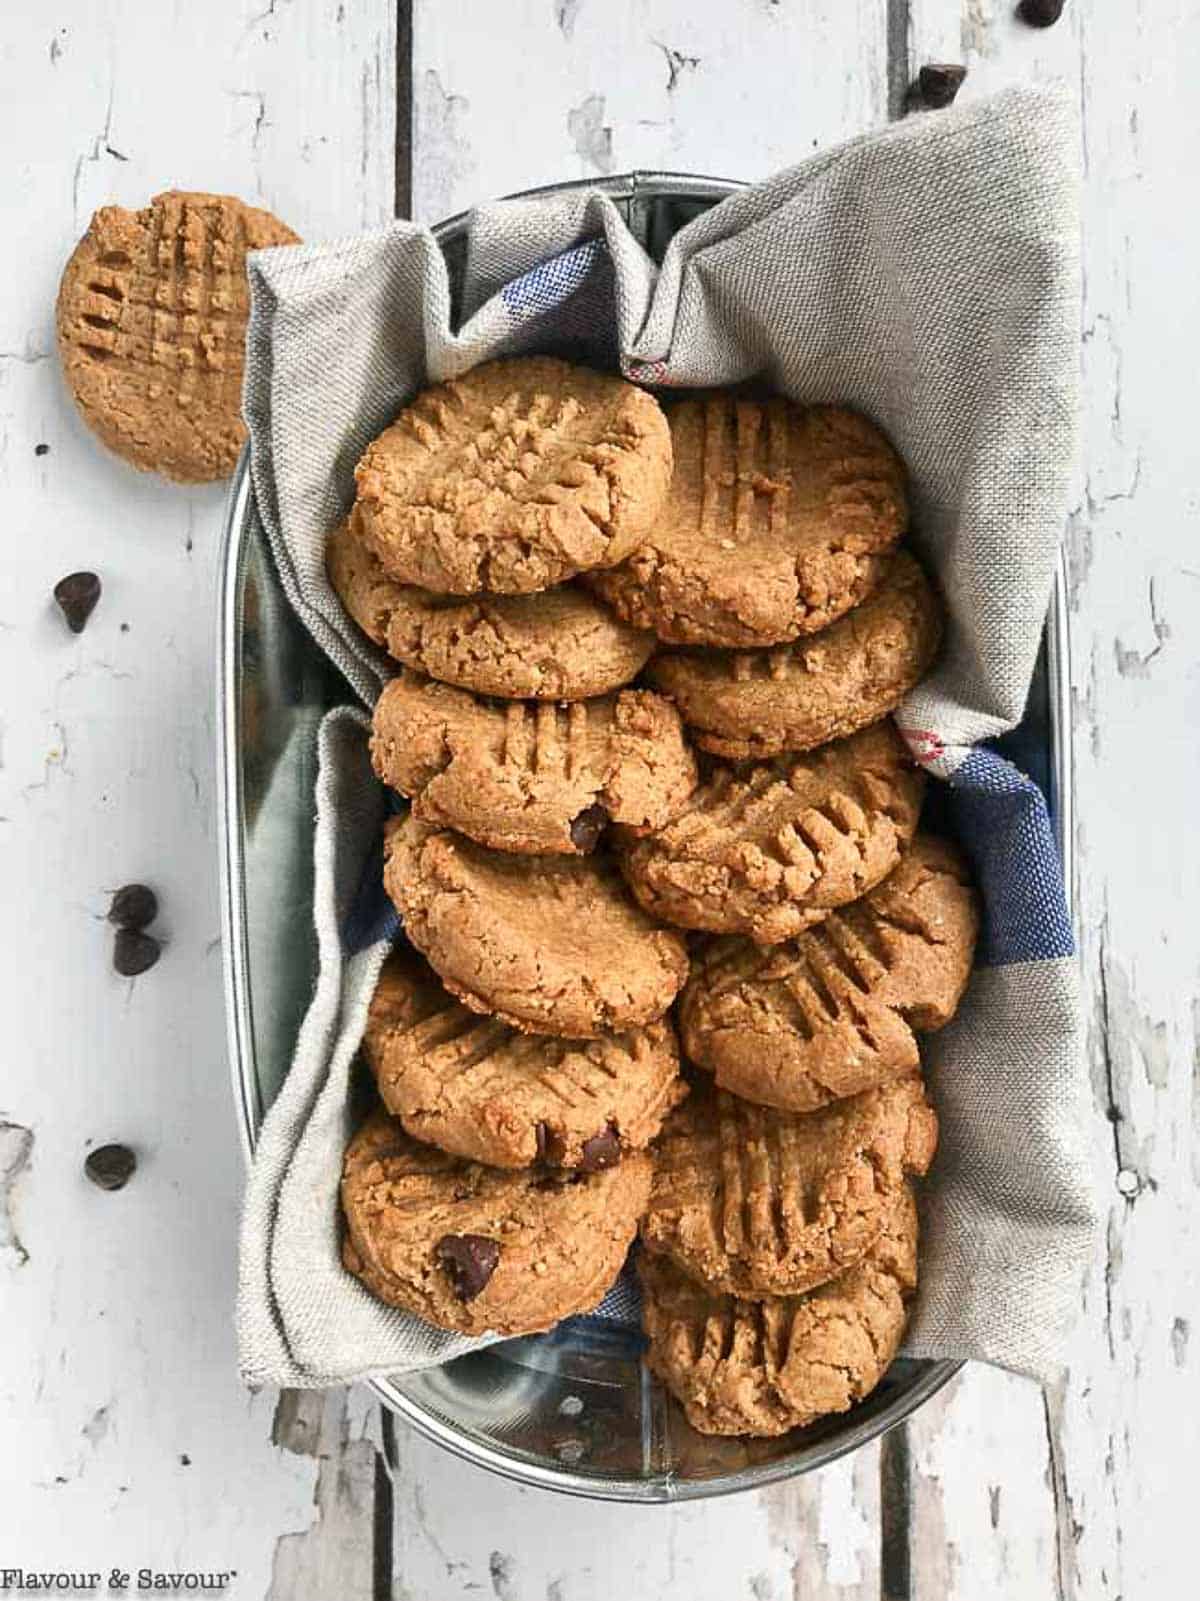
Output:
237,83,1099,1388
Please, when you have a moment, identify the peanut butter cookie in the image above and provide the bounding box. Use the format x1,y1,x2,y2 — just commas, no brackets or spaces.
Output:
647,551,943,759
341,1106,651,1336
57,190,299,482
639,1187,919,1437
363,945,686,1168
371,673,697,855
383,816,690,1038
589,395,906,646
639,1075,936,1298
354,357,672,594
680,835,979,1112
327,514,656,698
617,720,924,945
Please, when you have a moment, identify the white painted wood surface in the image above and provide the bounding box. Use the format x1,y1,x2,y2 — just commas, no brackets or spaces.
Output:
0,2,392,1594
2,2,1195,1598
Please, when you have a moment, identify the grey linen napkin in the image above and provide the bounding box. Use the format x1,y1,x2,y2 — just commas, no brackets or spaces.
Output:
236,84,1099,1387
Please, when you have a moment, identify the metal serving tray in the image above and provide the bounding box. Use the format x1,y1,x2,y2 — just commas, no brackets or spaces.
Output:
218,173,1073,1502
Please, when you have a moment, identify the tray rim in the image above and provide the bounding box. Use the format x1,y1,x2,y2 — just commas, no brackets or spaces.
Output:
216,168,1074,1503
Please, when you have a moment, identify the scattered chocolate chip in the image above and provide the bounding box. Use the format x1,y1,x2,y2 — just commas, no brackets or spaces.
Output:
113,927,161,977
577,1123,621,1173
108,883,158,931
53,571,101,634
179,1454,191,1467
119,622,130,633
915,63,967,109
568,804,608,853
85,1143,137,1191
35,443,50,457
436,1233,500,1301
1017,0,1064,25
108,883,160,934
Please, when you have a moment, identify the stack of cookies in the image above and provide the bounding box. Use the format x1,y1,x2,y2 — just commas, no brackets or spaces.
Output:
330,357,980,1438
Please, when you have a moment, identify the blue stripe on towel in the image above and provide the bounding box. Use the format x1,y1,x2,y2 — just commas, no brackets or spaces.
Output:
946,747,1074,967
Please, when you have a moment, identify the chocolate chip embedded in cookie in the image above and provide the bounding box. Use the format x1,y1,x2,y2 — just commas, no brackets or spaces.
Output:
354,356,672,595
589,395,907,646
617,720,924,945
680,834,979,1112
383,815,690,1038
57,191,299,482
647,551,943,760
341,1106,652,1336
371,674,697,856
639,1187,920,1437
363,945,687,1168
328,513,656,698
639,1075,936,1299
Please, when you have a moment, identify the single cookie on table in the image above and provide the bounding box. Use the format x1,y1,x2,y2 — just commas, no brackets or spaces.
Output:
617,720,924,945
640,1074,936,1299
371,672,697,856
327,514,655,699
57,190,299,482
647,550,943,760
588,394,907,647
639,1187,919,1438
354,356,672,595
383,815,690,1038
341,1106,651,1336
680,834,978,1112
363,945,687,1169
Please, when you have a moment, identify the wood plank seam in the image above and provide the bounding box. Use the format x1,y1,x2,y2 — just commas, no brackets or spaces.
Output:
888,0,913,120
879,13,915,1591
880,1422,913,1601
395,0,414,218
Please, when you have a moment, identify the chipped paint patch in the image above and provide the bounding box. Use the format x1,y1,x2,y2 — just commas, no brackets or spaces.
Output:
267,1391,380,1601
1171,1317,1189,1367
567,93,613,175
554,0,584,39
0,1120,33,1264
82,1402,111,1448
413,69,474,223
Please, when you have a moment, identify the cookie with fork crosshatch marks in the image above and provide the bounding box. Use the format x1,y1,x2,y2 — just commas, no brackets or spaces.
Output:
639,1074,936,1299
362,944,686,1169
382,815,690,1038
326,513,656,699
370,672,697,855
353,356,673,594
56,190,299,482
639,1186,920,1437
647,550,943,760
617,719,925,945
588,393,907,646
679,834,980,1113
341,1105,652,1337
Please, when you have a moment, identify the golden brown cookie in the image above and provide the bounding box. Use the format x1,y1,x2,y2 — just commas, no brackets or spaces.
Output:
383,815,690,1038
327,514,656,698
617,720,924,945
354,357,672,594
56,190,299,482
371,673,697,855
647,551,943,760
639,1075,936,1299
363,945,687,1168
341,1106,651,1336
680,835,979,1112
639,1187,919,1437
589,395,907,646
